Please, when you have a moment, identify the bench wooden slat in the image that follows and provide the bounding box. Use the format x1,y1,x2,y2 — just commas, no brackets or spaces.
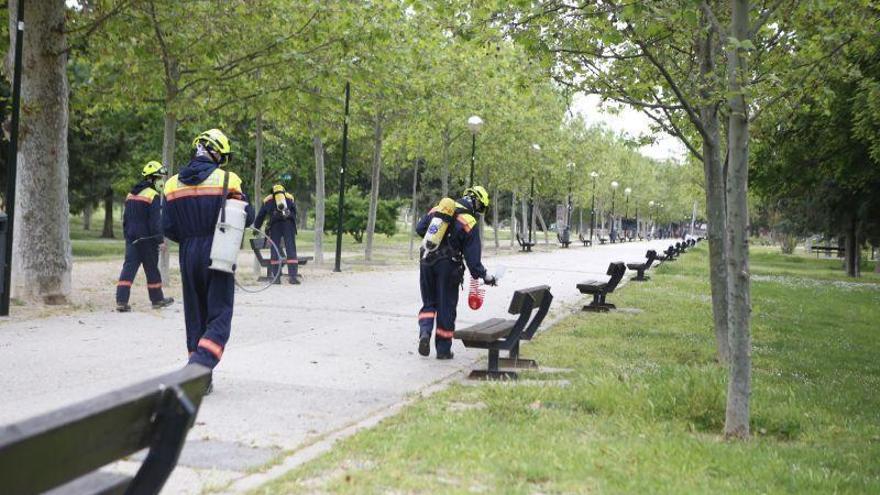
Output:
455,318,516,343
0,365,210,495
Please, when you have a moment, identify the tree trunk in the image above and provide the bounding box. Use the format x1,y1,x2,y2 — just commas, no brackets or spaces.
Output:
83,202,92,231
252,111,264,276
364,117,382,261
312,133,326,265
536,205,549,245
510,191,516,249
6,0,71,304
441,128,451,197
492,185,499,252
698,4,731,363
159,109,176,284
723,0,752,440
521,198,530,244
409,158,419,260
845,218,860,277
101,189,114,238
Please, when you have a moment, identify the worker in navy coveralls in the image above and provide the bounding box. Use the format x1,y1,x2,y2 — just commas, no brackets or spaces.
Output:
163,129,254,378
254,184,300,284
415,186,496,359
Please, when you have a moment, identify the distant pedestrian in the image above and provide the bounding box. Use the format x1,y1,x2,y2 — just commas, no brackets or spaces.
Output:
115,161,174,312
254,184,300,284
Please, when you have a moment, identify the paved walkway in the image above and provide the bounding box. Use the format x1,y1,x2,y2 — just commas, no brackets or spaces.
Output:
0,239,672,493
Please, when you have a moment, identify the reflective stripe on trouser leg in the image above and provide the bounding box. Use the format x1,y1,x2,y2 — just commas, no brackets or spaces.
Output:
188,267,235,369
270,227,285,279
137,241,165,303
434,258,460,354
180,237,211,354
418,263,437,339
115,242,140,304
280,222,298,278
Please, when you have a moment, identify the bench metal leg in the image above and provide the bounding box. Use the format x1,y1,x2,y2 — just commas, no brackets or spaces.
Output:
128,385,197,495
631,270,649,281
468,349,518,380
499,341,538,370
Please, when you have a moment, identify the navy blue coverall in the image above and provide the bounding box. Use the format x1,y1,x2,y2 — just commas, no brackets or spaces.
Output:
116,180,166,304
163,157,254,369
254,193,299,281
415,197,488,354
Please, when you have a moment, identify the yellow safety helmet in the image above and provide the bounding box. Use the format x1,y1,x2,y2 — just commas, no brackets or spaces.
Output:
464,186,490,209
142,160,168,177
272,184,286,194
192,129,232,161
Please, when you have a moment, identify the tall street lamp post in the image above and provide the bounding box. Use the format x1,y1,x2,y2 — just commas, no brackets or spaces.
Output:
624,187,631,241
610,180,619,243
467,115,483,187
589,171,598,243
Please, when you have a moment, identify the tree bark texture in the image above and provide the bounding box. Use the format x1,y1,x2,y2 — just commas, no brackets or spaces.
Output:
159,110,176,284
409,158,419,260
510,191,516,249
364,117,382,261
698,4,731,363
312,134,326,264
492,185,499,252
441,128,451,197
845,218,860,277
724,0,752,440
521,198,529,244
536,205,549,245
251,111,264,276
8,0,72,304
101,189,114,239
83,202,92,231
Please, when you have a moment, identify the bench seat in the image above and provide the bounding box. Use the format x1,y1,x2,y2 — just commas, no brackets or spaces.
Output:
455,318,516,343
577,262,626,312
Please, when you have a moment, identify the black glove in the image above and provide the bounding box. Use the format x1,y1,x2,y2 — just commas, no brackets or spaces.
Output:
483,274,497,286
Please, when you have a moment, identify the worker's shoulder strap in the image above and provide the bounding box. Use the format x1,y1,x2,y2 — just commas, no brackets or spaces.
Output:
453,203,477,234
284,192,295,201
263,194,274,204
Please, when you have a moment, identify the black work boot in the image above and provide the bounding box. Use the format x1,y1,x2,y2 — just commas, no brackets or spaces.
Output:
152,297,174,309
289,277,301,285
436,351,455,360
116,303,131,313
418,336,430,357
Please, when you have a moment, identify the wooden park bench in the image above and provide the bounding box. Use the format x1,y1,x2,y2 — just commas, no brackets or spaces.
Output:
557,231,572,248
626,250,658,281
578,233,592,247
454,285,553,380
250,237,313,281
810,245,845,258
577,262,626,312
0,364,211,495
515,233,535,252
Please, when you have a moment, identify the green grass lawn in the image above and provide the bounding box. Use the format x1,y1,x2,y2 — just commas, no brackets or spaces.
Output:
254,246,880,494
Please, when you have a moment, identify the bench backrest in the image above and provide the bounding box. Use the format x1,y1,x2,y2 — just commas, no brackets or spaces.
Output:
0,364,211,495
666,245,676,257
605,262,626,292
645,250,657,268
250,237,268,266
507,285,553,341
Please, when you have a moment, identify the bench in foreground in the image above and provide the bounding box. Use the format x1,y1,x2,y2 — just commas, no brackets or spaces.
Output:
454,285,553,380
0,364,211,495
577,262,626,312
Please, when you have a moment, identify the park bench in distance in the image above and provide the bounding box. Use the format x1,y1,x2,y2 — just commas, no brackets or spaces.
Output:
664,245,677,261
578,233,592,247
810,245,845,258
577,262,626,312
626,250,658,281
249,237,313,281
557,231,572,248
598,236,608,245
0,364,211,495
454,285,553,380
515,232,535,252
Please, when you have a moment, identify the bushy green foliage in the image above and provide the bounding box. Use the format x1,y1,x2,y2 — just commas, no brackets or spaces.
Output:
323,187,404,243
